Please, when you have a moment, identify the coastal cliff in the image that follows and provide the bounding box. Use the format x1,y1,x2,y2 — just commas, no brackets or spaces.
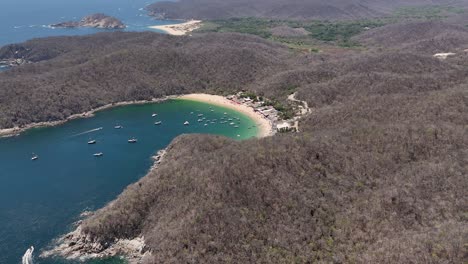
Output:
51,13,125,29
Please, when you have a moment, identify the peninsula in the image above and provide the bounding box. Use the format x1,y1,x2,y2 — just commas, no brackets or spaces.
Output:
51,13,126,29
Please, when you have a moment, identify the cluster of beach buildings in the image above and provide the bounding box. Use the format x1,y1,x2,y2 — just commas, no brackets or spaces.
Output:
0,58,29,68
226,92,298,134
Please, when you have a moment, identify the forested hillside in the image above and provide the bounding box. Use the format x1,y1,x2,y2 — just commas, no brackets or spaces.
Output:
82,51,468,262
147,0,468,20
1,18,467,263
0,32,289,128
354,21,468,53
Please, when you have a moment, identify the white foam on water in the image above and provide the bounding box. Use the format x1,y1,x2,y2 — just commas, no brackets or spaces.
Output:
22,246,34,264
71,127,103,137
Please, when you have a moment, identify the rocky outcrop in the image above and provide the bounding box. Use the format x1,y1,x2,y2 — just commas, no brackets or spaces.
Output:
51,14,125,29
40,149,167,263
40,224,148,263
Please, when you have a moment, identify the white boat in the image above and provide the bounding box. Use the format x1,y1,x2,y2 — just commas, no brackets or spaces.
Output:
198,119,203,122
154,121,162,125
128,138,138,143
87,140,96,144
184,121,190,126
197,114,203,117
31,154,39,161
114,125,123,129
152,113,157,117
234,125,239,128
230,122,235,125
93,152,103,157
204,123,208,126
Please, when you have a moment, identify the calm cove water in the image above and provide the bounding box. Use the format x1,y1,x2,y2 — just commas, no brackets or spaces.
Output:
0,2,246,263
0,0,178,46
0,99,259,263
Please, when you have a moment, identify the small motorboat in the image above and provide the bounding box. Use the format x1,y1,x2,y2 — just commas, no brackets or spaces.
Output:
88,140,97,144
152,113,157,117
93,152,104,157
234,125,239,128
128,138,138,143
190,112,194,114
198,119,203,122
197,114,203,117
184,121,190,126
154,121,162,125
204,123,208,126
230,122,235,125
31,154,39,161
224,112,227,115
114,125,123,129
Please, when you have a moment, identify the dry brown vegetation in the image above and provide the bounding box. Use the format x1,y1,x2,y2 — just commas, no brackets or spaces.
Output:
354,21,468,54
147,0,468,20
0,32,289,128
1,19,467,263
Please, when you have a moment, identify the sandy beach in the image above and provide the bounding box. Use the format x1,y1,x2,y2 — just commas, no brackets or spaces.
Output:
178,94,273,138
0,94,274,139
149,20,202,36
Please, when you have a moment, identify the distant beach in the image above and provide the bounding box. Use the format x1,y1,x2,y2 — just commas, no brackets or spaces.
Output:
179,94,273,138
149,20,202,36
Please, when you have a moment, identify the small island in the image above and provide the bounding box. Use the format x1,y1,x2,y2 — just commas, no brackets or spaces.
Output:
51,13,125,29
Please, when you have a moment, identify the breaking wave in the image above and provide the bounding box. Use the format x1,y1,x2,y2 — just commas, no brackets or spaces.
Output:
22,246,34,264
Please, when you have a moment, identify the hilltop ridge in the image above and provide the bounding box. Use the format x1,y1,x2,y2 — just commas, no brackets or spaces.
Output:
147,0,468,20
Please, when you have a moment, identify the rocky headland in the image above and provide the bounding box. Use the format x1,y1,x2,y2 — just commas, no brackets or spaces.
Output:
51,13,125,29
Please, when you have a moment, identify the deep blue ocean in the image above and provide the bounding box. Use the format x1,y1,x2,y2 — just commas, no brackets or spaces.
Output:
0,0,179,46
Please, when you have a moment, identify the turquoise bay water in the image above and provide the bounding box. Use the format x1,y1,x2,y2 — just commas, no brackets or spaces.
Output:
0,0,177,46
0,99,258,264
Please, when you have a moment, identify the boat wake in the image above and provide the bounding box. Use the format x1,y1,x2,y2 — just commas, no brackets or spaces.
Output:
22,246,34,264
71,127,103,137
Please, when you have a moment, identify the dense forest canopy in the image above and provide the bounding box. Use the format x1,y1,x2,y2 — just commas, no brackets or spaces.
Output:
0,4,467,263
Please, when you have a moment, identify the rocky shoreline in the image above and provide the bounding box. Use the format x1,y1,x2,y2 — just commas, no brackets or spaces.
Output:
0,96,177,138
40,224,149,263
40,149,168,263
51,13,126,29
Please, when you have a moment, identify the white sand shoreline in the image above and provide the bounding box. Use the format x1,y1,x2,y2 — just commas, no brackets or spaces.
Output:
149,20,202,36
178,94,273,138
0,94,274,138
